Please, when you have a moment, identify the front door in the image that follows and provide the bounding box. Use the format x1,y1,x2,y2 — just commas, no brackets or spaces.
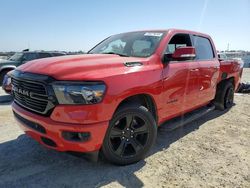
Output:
161,33,200,120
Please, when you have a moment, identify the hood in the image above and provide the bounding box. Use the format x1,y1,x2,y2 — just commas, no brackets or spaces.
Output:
17,54,147,80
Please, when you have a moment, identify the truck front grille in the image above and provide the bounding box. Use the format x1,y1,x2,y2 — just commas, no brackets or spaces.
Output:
12,77,50,115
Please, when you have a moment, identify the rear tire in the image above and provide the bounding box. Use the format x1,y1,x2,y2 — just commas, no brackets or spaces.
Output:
102,105,157,165
214,81,234,110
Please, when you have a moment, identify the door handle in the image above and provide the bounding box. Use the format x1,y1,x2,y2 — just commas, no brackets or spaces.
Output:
190,68,199,72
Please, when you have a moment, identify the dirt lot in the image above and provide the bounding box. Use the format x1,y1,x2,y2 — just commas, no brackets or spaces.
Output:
0,69,249,188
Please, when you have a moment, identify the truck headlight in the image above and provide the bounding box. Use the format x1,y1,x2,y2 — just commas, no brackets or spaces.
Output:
52,82,106,104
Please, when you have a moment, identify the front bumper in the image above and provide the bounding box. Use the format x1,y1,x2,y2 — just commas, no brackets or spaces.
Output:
12,102,109,152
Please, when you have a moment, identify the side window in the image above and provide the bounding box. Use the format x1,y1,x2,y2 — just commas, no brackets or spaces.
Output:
23,53,37,61
38,53,51,59
166,34,192,54
193,36,214,60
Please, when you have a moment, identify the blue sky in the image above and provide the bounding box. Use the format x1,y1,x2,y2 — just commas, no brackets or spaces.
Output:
0,0,249,52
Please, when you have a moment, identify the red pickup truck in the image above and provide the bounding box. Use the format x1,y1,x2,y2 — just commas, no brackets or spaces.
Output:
11,29,242,165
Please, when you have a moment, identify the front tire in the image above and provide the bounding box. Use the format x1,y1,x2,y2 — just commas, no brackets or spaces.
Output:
102,105,157,165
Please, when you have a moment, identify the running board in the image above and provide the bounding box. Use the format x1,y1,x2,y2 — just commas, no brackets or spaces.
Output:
160,105,215,131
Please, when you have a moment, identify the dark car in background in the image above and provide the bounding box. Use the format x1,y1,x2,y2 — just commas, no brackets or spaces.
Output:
0,51,66,85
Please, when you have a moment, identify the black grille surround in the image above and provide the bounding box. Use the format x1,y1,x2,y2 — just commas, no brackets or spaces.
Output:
11,70,57,116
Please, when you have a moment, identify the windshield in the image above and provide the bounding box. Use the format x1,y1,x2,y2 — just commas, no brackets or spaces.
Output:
89,31,165,57
9,52,23,61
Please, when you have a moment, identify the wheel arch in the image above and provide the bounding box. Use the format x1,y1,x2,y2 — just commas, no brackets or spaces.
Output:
214,76,235,110
113,93,158,124
217,76,235,90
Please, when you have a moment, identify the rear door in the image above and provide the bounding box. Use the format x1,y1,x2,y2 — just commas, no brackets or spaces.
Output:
161,33,200,119
191,35,220,105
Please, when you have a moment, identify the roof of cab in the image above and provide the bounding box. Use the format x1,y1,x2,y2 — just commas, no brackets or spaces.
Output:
119,28,211,38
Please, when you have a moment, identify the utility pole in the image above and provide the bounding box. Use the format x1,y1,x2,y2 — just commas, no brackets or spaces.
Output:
227,43,230,51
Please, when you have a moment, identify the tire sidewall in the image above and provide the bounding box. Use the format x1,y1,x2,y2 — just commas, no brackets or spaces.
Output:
102,106,157,165
224,85,234,108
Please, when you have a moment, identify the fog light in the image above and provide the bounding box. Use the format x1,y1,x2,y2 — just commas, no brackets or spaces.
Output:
78,132,90,141
62,131,90,142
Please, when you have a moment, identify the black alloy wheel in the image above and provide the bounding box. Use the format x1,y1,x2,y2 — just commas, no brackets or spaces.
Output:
225,86,234,108
109,114,149,157
102,105,157,165
214,81,235,110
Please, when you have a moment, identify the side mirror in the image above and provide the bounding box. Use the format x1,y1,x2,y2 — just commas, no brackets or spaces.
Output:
162,53,173,64
163,47,196,63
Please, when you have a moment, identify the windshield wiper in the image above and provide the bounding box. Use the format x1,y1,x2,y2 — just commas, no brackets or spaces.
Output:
101,52,129,57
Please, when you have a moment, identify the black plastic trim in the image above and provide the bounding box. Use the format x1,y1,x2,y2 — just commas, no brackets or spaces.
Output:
221,72,228,80
13,111,46,134
41,137,57,147
11,70,57,116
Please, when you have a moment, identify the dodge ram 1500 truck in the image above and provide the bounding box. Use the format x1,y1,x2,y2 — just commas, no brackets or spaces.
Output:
11,29,242,165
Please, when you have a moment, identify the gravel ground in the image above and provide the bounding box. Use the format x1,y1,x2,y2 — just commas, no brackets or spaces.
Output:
0,69,249,188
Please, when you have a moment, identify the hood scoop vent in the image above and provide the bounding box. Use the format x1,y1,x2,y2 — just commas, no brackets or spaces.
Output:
124,62,143,67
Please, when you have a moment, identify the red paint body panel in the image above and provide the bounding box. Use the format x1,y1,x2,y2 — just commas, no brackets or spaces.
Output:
12,29,242,153
219,59,242,90
12,102,108,152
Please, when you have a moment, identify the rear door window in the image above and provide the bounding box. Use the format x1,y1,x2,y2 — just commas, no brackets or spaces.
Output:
192,36,214,60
